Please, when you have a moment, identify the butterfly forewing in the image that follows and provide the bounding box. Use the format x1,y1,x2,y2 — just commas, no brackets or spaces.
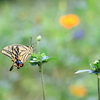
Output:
2,44,33,63
2,45,15,59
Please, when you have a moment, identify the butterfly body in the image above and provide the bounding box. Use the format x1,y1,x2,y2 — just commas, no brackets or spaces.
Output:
2,44,33,71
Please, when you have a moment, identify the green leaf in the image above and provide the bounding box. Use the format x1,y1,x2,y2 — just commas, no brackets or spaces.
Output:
47,57,57,62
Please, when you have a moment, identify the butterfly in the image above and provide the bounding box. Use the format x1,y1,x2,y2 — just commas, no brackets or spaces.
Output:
1,44,33,71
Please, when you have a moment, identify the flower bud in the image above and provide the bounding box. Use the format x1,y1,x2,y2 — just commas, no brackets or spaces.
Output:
36,35,41,41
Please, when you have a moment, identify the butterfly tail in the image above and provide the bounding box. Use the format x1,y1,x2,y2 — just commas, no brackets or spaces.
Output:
9,66,14,71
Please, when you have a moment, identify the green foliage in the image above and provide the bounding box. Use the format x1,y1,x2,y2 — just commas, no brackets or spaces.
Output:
0,0,100,100
29,53,57,66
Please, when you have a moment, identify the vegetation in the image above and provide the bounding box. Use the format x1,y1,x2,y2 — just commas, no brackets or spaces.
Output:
0,0,100,100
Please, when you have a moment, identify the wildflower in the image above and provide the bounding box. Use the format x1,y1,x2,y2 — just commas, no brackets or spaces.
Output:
75,60,100,100
75,60,100,75
29,53,57,67
69,85,87,97
73,29,84,39
59,14,80,29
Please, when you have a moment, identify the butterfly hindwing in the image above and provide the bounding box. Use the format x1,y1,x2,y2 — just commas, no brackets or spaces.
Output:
18,46,33,63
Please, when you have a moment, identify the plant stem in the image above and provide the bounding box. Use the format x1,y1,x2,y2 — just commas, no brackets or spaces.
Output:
97,75,100,100
39,65,45,100
37,41,40,55
37,36,45,100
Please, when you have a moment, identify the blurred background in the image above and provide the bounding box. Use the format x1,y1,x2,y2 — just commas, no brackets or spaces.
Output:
0,0,99,100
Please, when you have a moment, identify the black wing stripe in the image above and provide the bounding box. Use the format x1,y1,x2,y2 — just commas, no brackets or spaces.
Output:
2,49,14,59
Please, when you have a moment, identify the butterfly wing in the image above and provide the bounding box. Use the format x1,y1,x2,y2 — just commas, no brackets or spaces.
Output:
2,45,16,59
1,44,33,62
18,46,33,63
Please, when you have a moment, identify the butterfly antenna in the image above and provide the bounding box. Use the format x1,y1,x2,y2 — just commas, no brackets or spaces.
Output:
30,37,33,47
30,37,36,47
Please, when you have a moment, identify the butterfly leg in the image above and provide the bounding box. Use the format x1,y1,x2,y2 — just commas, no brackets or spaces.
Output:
9,66,14,71
17,67,20,69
